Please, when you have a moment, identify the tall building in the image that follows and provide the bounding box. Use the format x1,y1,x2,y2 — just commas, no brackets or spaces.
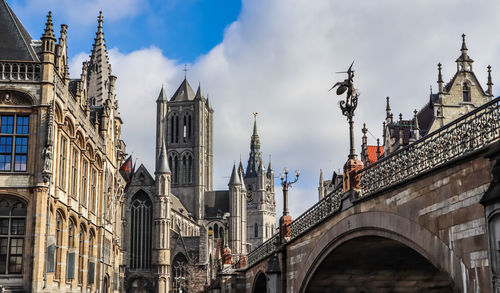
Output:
122,78,277,292
0,2,126,292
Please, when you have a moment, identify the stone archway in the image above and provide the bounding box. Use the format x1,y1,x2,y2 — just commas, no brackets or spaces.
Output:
252,271,267,293
305,235,457,292
297,211,467,293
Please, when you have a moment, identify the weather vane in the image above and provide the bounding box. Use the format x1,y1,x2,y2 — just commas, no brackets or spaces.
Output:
330,61,359,159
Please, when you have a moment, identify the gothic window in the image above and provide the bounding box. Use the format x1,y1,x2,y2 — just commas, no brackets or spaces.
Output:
90,169,97,213
66,219,75,280
0,115,29,172
463,83,471,102
70,148,79,199
168,153,179,184
188,155,193,184
78,227,85,284
81,160,88,207
214,224,219,238
55,212,63,280
183,115,187,142
182,113,192,143
254,223,258,238
0,199,26,274
88,231,95,284
58,136,67,188
170,113,179,144
172,254,187,292
130,191,152,270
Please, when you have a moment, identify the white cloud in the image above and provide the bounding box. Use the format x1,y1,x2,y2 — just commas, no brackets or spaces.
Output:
70,0,500,219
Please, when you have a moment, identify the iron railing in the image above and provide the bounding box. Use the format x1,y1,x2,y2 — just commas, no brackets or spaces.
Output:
360,96,500,196
0,61,42,81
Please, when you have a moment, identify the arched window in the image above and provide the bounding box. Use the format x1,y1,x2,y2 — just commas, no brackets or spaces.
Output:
214,224,219,238
187,155,193,184
55,212,63,279
463,83,471,102
88,231,95,284
172,254,187,292
0,199,26,274
78,227,85,284
182,155,187,184
130,191,152,269
254,223,258,238
168,153,179,184
67,219,76,280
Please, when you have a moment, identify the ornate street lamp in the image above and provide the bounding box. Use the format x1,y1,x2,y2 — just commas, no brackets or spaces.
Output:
280,168,300,216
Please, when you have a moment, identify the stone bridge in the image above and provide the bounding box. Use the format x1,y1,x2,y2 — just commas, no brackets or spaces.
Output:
233,97,500,293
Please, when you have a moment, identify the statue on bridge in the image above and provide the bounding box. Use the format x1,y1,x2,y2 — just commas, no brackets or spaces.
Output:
330,61,364,191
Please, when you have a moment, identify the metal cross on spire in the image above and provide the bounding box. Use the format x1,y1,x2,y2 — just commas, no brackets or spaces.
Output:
183,64,189,78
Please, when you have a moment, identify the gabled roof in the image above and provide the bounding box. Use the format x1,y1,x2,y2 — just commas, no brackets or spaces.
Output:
0,0,38,61
170,78,196,102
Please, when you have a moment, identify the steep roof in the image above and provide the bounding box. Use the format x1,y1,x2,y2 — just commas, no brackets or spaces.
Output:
170,78,196,102
366,145,384,165
0,0,38,61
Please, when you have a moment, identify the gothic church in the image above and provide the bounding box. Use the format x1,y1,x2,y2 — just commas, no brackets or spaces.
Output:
122,78,276,292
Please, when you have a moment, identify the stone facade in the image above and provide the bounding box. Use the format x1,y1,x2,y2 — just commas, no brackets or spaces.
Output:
0,3,126,293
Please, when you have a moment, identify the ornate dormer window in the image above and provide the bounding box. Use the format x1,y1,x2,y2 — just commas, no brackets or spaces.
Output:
463,83,471,102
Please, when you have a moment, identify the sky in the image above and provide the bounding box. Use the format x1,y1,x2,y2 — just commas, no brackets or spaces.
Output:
8,0,500,221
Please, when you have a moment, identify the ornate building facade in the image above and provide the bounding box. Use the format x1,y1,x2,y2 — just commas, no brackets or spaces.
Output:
0,2,126,292
122,78,277,292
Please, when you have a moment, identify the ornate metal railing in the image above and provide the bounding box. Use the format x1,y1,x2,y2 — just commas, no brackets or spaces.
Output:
0,61,41,81
247,234,279,267
360,96,500,196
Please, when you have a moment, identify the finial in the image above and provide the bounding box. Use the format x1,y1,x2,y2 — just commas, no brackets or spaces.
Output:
376,138,381,159
43,11,55,38
399,113,403,122
386,96,391,120
97,11,103,33
487,65,494,96
183,64,189,79
362,123,367,135
430,85,432,95
461,33,467,52
252,112,258,135
437,63,444,92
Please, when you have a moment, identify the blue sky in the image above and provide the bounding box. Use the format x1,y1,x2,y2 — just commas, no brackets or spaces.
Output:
10,0,241,63
7,0,500,220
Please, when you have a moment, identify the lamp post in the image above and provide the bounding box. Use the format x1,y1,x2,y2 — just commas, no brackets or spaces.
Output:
280,168,300,216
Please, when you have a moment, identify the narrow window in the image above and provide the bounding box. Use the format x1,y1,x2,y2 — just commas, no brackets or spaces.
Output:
182,155,187,184
88,232,94,284
187,155,193,184
254,223,258,238
90,170,97,213
175,115,179,143
214,224,219,238
463,83,471,102
70,149,78,199
58,136,67,189
81,160,88,207
78,228,85,284
66,220,75,280
183,115,187,142
55,213,63,280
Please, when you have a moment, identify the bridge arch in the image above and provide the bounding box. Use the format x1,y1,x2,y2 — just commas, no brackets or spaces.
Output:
298,211,465,293
252,271,267,293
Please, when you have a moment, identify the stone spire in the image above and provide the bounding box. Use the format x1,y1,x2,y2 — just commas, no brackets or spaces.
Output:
487,65,494,96
385,97,392,123
266,159,273,177
456,34,474,72
42,11,55,39
157,139,170,174
245,113,263,178
195,83,202,99
229,163,242,185
437,63,444,93
156,85,168,102
87,11,112,106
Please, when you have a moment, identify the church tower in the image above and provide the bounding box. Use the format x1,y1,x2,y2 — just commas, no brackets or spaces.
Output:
156,78,213,221
243,116,276,250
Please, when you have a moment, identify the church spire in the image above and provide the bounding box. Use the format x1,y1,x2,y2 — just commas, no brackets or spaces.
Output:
246,113,263,178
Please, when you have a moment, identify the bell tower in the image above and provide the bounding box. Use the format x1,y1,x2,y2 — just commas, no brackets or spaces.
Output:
158,78,213,221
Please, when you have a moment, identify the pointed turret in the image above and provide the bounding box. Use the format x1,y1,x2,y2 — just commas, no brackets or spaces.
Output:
156,85,168,102
239,169,246,192
246,113,263,178
238,160,244,175
385,97,392,123
41,11,56,60
157,139,171,174
437,63,444,93
0,0,38,61
456,34,474,72
229,163,242,186
487,65,494,96
87,11,112,106
195,83,203,99
266,160,273,177
42,11,55,39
